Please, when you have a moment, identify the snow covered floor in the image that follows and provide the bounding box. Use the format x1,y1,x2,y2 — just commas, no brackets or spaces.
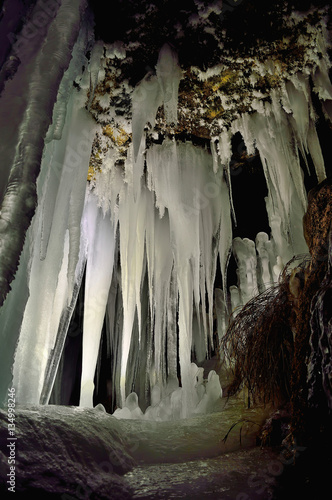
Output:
120,396,277,499
117,395,272,464
0,396,274,499
125,447,278,500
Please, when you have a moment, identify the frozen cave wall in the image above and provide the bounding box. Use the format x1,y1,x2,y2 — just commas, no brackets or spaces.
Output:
0,0,332,419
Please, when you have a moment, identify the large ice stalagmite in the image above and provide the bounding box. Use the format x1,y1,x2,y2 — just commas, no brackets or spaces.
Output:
256,232,275,290
232,237,258,305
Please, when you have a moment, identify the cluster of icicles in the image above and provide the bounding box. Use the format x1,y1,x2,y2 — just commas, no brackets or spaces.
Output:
3,33,332,420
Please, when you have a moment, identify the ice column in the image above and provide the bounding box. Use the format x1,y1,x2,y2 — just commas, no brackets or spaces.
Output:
256,232,275,290
80,191,115,407
12,89,96,404
232,237,258,305
118,160,149,405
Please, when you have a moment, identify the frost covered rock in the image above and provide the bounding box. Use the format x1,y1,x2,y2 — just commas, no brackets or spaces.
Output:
0,405,134,499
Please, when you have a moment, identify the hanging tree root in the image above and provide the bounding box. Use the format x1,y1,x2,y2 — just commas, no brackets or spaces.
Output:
220,256,312,407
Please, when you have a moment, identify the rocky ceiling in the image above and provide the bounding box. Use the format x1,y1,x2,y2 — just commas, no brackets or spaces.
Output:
83,0,332,177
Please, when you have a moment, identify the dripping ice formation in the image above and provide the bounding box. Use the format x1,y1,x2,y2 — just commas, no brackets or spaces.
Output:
1,15,332,420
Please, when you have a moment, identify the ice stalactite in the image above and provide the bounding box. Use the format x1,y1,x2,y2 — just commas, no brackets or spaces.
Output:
11,85,97,404
87,42,105,112
0,0,89,307
145,209,174,390
118,180,150,406
216,129,237,225
82,131,229,417
145,140,228,417
79,191,115,408
232,70,324,271
156,44,182,126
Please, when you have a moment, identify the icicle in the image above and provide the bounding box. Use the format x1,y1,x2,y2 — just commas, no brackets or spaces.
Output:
156,43,182,125
210,138,220,174
131,44,182,164
217,129,237,225
284,77,311,175
307,119,326,183
45,20,92,143
199,169,224,347
192,308,206,363
283,73,327,185
147,210,174,386
166,266,178,382
312,57,332,102
40,89,96,288
145,139,228,416
12,90,94,405
218,171,232,306
232,114,256,157
80,191,115,408
40,227,87,405
87,41,104,111
12,225,71,404
214,288,227,344
229,285,241,315
118,175,148,405
131,73,163,162
246,108,308,263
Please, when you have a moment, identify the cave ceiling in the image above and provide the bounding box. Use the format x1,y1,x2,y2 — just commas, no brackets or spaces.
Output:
83,0,332,177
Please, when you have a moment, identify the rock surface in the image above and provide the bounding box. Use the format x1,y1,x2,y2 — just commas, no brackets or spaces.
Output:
0,404,134,499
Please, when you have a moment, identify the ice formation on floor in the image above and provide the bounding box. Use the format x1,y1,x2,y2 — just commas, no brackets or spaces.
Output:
1,12,331,420
113,363,222,421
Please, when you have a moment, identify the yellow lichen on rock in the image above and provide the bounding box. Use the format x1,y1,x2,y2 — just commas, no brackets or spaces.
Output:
103,125,131,156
